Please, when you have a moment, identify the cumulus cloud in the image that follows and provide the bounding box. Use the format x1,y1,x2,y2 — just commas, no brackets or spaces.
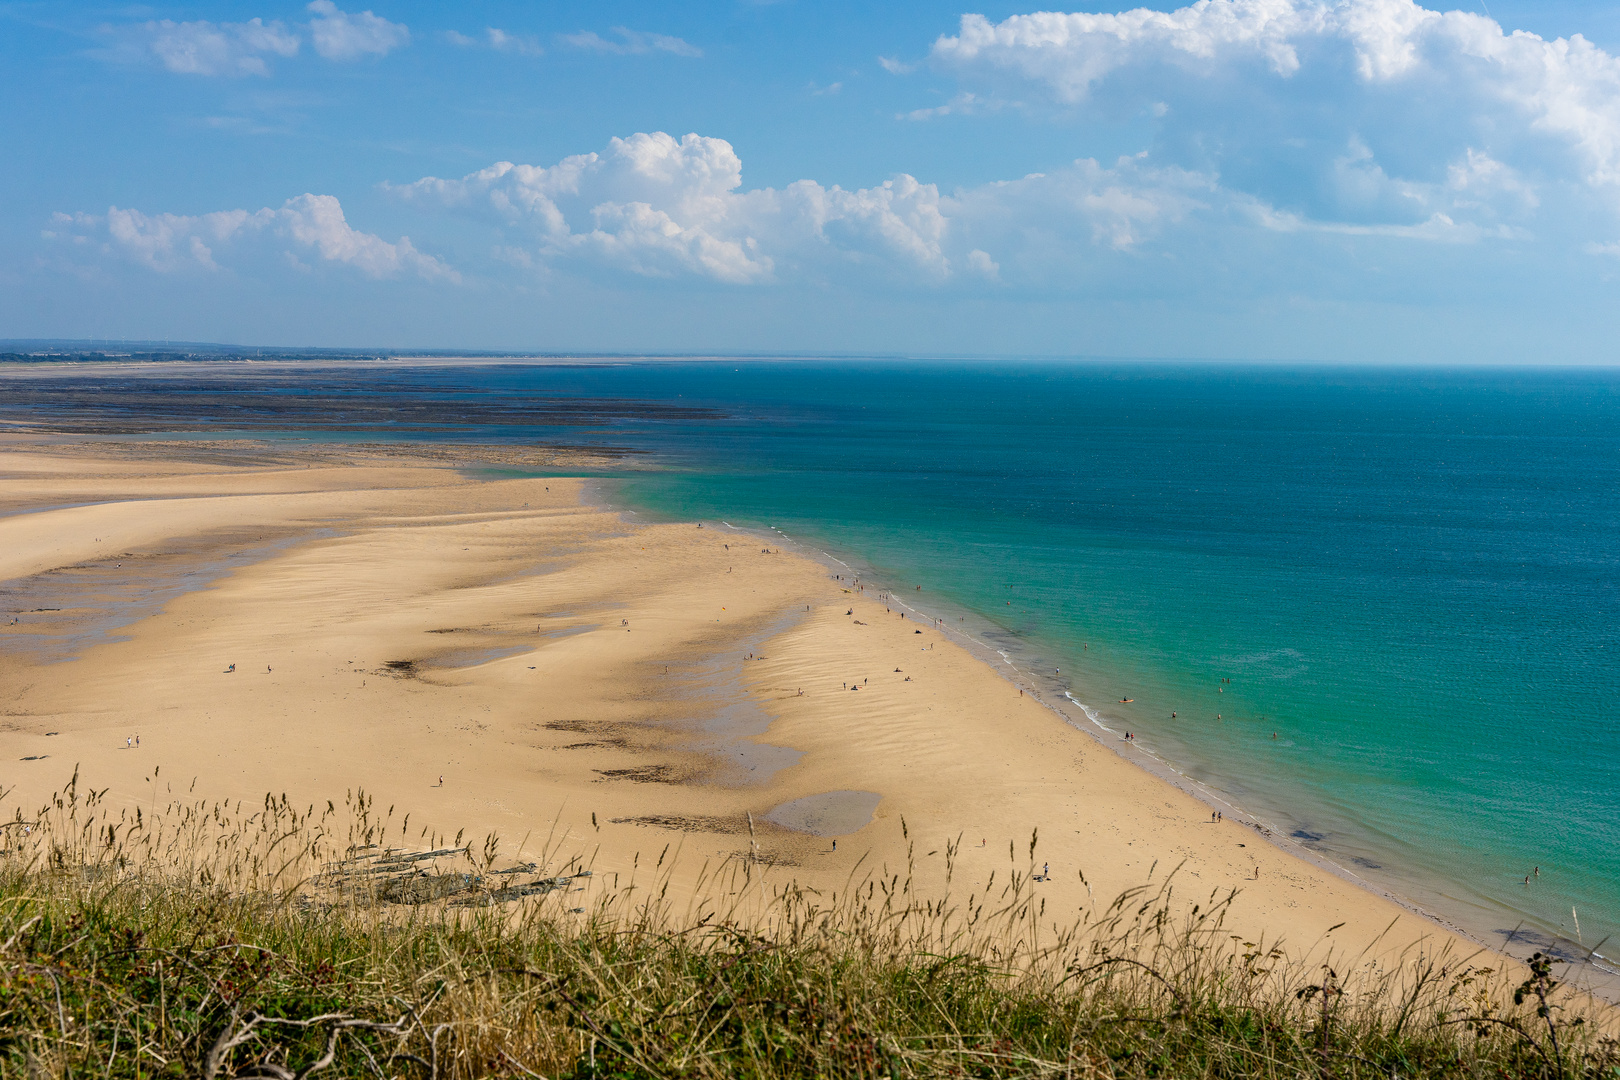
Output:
307,0,409,60
388,130,1225,287
928,0,1620,242
52,195,454,281
115,17,300,76
562,28,702,58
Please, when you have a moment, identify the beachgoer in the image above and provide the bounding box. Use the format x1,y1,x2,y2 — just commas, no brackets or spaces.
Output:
1171,712,1177,718
439,775,444,787
1255,867,1261,879
1042,862,1049,878
1217,812,1222,821
1534,866,1540,878
832,840,837,851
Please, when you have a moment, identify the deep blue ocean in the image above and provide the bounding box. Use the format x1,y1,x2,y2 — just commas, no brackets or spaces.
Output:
157,360,1620,957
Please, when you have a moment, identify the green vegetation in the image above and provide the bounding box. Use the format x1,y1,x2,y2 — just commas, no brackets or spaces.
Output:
0,773,1613,1078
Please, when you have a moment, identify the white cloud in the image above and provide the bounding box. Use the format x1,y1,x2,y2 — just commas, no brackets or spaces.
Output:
562,28,702,58
965,249,1000,278
102,4,407,74
54,195,454,281
878,55,916,75
929,0,1620,229
118,17,299,76
389,131,1224,286
486,28,544,56
904,92,986,121
307,0,409,60
449,28,543,55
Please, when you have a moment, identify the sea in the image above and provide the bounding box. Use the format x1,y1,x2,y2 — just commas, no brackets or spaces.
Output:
56,358,1620,966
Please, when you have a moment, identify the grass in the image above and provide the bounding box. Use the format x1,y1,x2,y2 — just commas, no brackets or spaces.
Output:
0,770,1614,1079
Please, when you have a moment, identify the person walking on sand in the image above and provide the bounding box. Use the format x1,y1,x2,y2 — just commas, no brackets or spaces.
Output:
438,775,444,787
1042,862,1049,879
832,839,837,852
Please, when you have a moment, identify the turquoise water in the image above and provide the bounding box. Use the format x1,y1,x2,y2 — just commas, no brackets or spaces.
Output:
55,359,1620,958
581,361,1619,959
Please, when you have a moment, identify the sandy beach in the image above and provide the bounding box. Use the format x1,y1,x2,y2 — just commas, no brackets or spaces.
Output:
0,440,1489,977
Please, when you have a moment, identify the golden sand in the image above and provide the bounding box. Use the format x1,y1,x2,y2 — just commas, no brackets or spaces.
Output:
0,443,1481,971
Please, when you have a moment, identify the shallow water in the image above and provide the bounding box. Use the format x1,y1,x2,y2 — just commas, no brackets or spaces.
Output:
0,529,324,663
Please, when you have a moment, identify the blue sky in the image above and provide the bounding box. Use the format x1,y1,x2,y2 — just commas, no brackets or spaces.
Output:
7,0,1620,360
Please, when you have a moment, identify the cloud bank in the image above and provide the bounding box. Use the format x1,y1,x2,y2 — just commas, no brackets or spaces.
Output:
928,0,1620,236
109,2,407,76
49,195,453,281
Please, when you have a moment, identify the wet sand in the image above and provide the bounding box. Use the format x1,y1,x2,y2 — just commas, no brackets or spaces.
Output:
0,440,1503,981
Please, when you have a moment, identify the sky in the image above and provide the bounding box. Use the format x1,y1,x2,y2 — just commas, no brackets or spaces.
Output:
7,0,1620,361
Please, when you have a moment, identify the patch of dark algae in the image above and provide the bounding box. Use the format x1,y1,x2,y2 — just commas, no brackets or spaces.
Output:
0,367,724,435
